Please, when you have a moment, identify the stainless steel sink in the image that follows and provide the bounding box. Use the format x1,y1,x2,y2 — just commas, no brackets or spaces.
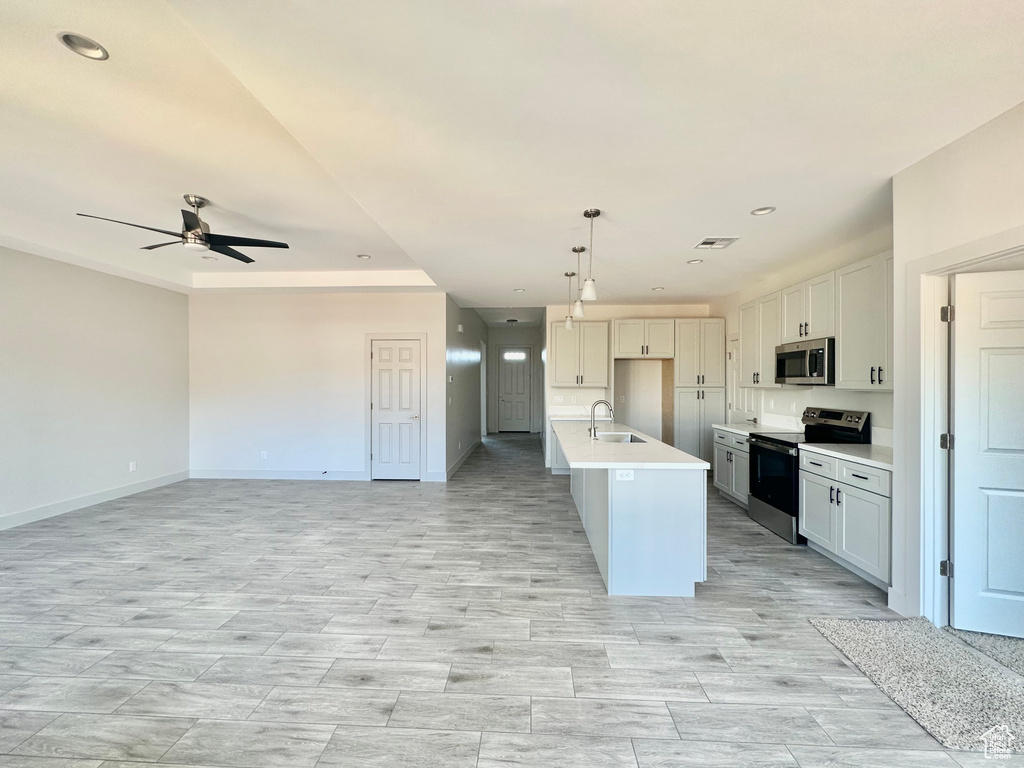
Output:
595,432,646,443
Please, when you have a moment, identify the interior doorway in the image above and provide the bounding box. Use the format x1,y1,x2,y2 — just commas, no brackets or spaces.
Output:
480,341,488,437
370,338,422,480
498,346,532,432
949,269,1024,637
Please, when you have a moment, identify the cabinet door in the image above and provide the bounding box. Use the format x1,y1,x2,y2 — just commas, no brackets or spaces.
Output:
780,283,806,344
798,471,836,550
731,449,750,504
739,301,759,387
579,322,609,388
806,271,835,339
551,323,580,387
699,389,727,463
614,319,646,359
835,256,883,389
674,319,700,386
700,319,726,387
713,442,732,494
757,292,781,388
673,388,701,458
836,484,891,582
880,254,893,391
646,319,676,358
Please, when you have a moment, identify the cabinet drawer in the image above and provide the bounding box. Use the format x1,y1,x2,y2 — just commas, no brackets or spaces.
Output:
800,451,837,479
838,460,891,497
730,436,749,453
713,430,732,446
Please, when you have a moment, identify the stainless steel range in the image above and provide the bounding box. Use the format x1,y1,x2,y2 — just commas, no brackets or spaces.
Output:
746,408,871,544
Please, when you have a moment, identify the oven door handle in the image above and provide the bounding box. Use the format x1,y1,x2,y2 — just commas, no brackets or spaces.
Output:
747,438,798,457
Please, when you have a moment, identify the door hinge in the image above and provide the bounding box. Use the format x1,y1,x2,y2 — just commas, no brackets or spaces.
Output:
940,305,954,322
939,433,954,450
939,559,953,578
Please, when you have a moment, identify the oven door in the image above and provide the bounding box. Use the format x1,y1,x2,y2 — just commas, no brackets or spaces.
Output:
748,439,799,517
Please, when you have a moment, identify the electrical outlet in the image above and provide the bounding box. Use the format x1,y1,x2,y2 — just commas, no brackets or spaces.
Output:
615,469,634,481
768,399,774,410
128,461,137,473
260,451,267,460
458,441,462,450
553,395,565,404
448,397,452,405
790,402,797,413
571,395,577,404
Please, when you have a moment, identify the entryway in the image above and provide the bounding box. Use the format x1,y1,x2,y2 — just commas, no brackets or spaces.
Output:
497,346,532,432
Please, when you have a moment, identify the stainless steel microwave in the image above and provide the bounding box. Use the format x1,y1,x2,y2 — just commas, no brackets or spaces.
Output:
775,337,835,385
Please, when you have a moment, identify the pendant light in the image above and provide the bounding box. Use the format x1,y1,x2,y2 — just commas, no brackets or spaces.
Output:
564,271,576,330
581,208,600,301
572,246,586,318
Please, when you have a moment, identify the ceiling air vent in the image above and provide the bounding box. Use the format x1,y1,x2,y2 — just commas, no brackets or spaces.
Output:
694,237,739,249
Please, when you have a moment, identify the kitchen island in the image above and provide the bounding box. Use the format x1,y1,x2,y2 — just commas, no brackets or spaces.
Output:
552,420,709,597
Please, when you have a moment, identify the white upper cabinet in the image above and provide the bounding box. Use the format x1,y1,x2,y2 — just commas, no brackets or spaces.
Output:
756,293,782,389
781,271,835,344
613,319,675,359
836,253,892,390
739,301,759,387
550,321,609,388
674,319,725,387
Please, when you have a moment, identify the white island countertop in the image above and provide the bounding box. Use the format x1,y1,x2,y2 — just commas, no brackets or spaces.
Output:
553,420,709,470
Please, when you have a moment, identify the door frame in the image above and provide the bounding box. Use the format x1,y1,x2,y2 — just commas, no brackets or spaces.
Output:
497,345,533,433
905,242,1024,626
365,334,428,481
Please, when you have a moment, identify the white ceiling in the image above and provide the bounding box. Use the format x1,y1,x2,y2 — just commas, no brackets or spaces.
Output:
475,307,546,327
3,1,1024,303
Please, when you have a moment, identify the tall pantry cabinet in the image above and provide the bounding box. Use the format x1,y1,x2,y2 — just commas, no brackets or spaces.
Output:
673,319,726,461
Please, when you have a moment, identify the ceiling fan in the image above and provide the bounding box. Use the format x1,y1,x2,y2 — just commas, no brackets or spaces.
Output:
77,194,289,264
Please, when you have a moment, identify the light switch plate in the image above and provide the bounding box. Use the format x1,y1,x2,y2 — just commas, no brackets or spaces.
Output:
615,469,634,481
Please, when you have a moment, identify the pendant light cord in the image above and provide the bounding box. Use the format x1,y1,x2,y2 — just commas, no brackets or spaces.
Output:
588,217,594,279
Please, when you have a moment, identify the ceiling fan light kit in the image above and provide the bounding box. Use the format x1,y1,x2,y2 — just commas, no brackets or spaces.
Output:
77,193,289,264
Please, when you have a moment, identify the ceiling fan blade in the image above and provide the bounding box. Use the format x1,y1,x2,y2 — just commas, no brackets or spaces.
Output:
140,241,181,250
206,232,289,249
77,213,180,238
210,245,255,264
180,209,203,233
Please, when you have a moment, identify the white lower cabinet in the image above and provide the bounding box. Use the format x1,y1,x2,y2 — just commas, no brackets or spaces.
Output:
712,429,749,508
798,450,891,586
674,388,725,463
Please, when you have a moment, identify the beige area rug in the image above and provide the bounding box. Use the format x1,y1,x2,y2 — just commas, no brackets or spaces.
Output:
812,616,1024,753
948,626,1024,678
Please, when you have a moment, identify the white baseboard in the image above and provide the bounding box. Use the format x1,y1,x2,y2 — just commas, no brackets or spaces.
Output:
189,469,371,481
423,471,447,483
0,471,189,533
887,586,917,618
446,440,480,480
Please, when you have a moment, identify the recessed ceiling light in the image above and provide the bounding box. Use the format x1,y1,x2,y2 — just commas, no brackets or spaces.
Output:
687,259,704,265
651,287,665,292
356,254,372,260
58,32,109,60
201,255,218,261
750,206,776,216
513,288,526,292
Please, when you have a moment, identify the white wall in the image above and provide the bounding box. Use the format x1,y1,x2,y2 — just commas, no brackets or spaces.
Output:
446,297,488,476
486,324,544,434
891,100,1024,622
189,291,448,481
0,247,189,530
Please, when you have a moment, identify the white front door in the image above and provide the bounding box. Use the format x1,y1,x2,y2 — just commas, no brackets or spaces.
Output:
952,270,1024,637
371,339,421,480
498,347,531,432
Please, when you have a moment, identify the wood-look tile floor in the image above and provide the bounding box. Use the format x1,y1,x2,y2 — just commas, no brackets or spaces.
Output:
0,435,998,767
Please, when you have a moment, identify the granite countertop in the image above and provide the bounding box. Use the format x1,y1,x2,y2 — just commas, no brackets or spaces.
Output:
799,443,894,471
552,420,709,470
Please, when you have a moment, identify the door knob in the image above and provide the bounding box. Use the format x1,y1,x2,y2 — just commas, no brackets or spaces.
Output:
410,415,420,420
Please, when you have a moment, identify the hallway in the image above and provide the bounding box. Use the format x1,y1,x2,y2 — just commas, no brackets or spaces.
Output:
0,434,975,766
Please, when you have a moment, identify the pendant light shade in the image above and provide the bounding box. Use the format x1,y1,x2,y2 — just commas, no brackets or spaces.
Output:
582,208,601,301
580,278,597,301
572,299,585,318
564,314,574,330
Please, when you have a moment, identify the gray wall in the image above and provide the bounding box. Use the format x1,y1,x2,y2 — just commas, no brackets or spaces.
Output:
446,296,488,475
487,324,544,434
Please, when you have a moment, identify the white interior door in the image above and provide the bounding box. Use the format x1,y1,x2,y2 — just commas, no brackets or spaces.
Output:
371,339,421,480
952,270,1024,637
498,347,531,432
